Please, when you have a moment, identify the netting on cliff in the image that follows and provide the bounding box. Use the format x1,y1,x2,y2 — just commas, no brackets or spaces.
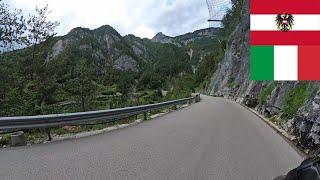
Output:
206,0,232,27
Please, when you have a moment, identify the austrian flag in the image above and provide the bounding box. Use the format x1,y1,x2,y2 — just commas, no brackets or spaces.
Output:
250,0,320,81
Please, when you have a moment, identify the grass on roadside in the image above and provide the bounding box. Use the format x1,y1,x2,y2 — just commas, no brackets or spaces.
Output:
0,134,11,146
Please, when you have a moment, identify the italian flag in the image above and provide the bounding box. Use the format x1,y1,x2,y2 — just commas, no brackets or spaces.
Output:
250,0,320,81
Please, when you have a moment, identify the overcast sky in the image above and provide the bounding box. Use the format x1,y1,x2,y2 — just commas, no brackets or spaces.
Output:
5,0,211,39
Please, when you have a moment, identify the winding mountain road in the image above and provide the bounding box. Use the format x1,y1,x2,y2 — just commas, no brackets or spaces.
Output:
0,95,302,180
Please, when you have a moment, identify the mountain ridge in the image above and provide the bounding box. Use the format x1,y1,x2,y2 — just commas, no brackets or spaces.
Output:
0,24,219,116
151,28,220,46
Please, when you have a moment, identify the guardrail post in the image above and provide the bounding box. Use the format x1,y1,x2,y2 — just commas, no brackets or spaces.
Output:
47,129,52,141
195,94,201,103
172,105,177,110
143,112,148,120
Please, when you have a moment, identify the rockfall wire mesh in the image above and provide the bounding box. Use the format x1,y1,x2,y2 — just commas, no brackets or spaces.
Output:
206,0,232,27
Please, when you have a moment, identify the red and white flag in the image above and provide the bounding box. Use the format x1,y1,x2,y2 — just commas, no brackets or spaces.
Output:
250,0,320,80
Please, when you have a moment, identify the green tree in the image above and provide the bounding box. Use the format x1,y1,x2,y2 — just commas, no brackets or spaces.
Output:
0,3,60,116
24,5,60,113
220,0,243,39
137,70,163,90
66,58,97,112
0,0,26,52
25,5,59,80
116,72,135,96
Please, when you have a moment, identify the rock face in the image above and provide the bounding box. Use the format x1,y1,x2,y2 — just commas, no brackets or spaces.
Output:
288,88,320,150
151,28,219,46
49,40,64,59
44,25,146,74
175,28,219,46
206,0,320,151
45,26,218,74
123,34,150,62
152,32,175,44
207,0,250,101
114,55,138,72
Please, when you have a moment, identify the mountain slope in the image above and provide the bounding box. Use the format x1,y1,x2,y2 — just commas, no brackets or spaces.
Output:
47,25,142,73
151,28,220,66
0,25,218,117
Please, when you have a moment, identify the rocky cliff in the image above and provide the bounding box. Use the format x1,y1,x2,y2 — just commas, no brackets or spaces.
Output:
206,0,320,152
45,25,219,73
47,25,142,72
152,28,219,47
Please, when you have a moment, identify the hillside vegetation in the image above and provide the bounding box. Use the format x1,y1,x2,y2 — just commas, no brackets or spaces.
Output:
0,2,219,117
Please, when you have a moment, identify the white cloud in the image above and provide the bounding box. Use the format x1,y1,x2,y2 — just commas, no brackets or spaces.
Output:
5,0,211,38
133,25,156,39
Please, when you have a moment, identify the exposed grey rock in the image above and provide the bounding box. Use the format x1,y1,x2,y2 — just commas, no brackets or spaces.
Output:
114,55,138,72
151,32,174,44
79,44,92,50
313,101,320,111
207,0,250,99
287,90,320,149
132,45,144,56
310,123,320,144
46,40,64,62
104,34,115,50
314,94,320,104
187,49,193,60
152,28,219,47
94,50,107,62
45,26,217,74
175,28,219,45
51,40,64,58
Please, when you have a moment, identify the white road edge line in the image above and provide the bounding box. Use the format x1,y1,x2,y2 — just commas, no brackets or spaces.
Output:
229,98,307,158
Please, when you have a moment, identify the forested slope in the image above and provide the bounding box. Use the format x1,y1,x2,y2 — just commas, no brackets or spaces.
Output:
0,23,218,117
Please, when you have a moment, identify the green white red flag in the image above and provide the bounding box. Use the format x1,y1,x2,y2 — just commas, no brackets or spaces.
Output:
250,0,320,80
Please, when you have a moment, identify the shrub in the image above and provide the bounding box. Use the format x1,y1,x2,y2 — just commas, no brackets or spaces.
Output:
0,134,11,146
282,83,308,119
259,83,275,105
227,77,237,88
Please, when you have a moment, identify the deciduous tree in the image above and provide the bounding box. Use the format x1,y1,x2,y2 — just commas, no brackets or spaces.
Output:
0,0,26,52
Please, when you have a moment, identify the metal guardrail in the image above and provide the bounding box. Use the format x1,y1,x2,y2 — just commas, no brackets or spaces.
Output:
0,95,200,133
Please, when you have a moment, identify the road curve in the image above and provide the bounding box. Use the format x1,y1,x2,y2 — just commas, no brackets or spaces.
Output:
0,95,302,180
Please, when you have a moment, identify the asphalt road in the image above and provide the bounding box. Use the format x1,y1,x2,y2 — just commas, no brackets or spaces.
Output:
0,95,303,180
